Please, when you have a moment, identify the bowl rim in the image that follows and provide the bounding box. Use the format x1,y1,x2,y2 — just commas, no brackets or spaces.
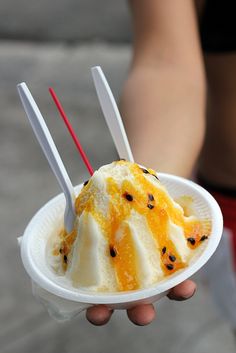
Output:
20,172,223,304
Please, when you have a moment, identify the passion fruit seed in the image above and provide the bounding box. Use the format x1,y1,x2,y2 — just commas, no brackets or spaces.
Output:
124,193,133,201
166,264,174,270
63,255,68,263
200,235,208,241
110,246,117,258
187,237,196,246
169,255,176,262
83,180,89,186
148,193,154,201
162,246,167,255
147,204,154,209
141,168,149,174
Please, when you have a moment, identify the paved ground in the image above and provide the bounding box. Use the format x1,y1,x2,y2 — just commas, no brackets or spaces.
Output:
0,0,131,42
0,41,235,353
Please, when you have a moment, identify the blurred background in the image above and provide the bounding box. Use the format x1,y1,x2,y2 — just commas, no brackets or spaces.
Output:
0,1,235,352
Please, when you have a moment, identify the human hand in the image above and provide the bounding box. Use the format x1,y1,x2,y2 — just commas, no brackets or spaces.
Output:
86,279,196,326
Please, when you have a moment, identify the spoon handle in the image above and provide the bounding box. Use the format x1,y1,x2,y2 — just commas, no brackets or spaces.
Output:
91,66,134,162
17,82,76,232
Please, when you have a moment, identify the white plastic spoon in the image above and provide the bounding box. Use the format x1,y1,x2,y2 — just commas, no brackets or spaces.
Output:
17,82,76,233
91,66,134,162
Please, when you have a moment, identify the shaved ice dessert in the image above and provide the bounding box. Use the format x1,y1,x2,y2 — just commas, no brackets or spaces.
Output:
47,160,211,292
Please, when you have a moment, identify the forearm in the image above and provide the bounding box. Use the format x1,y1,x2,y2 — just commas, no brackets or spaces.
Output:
120,65,205,177
121,0,206,178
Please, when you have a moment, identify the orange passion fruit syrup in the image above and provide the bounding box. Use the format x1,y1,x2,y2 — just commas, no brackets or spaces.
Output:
58,161,211,291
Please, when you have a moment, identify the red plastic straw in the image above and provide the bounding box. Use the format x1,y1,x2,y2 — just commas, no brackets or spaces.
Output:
49,87,94,176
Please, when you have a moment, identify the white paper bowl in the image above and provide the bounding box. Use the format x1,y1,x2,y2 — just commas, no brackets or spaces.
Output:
19,173,223,320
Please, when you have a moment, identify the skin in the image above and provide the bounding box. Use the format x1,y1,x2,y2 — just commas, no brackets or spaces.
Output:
121,0,206,177
87,0,235,325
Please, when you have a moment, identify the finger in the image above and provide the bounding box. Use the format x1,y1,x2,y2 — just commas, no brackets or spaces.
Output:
167,279,197,301
86,305,113,326
127,304,156,326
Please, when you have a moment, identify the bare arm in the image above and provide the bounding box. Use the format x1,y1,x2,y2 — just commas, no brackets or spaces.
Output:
121,0,206,176
87,0,204,326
